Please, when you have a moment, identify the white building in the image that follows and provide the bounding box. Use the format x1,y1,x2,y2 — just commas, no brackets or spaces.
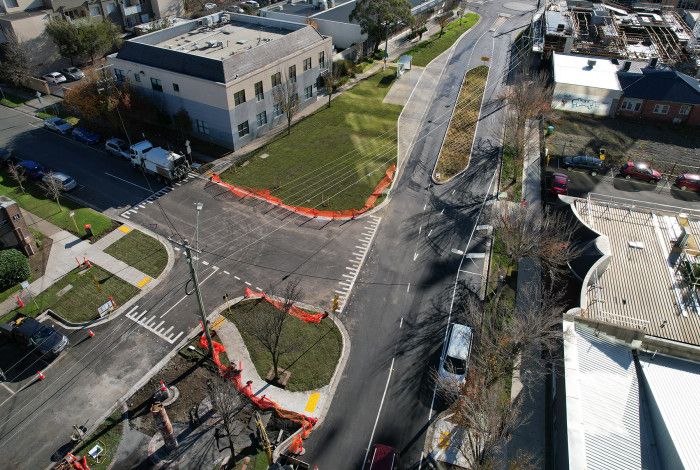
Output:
551,52,623,116
109,13,333,149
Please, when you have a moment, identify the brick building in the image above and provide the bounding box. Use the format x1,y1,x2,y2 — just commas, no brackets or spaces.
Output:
617,66,700,126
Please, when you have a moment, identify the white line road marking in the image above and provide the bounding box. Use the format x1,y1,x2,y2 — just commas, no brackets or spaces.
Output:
459,270,483,276
223,270,230,275
352,252,364,257
171,331,184,343
105,172,153,192
465,253,485,259
135,310,148,321
414,252,419,261
406,283,410,293
424,203,428,210
121,214,130,219
174,247,180,251
335,290,348,295
201,260,209,266
234,276,241,280
342,274,355,279
400,317,404,328
163,326,174,335
255,287,262,291
452,189,456,195
476,224,492,231
158,267,219,318
363,357,395,467
428,229,433,236
245,281,251,286
138,204,146,209
419,225,422,234
451,248,464,256
440,208,444,215
1,382,15,395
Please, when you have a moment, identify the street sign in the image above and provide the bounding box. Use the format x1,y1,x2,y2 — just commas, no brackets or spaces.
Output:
97,299,115,317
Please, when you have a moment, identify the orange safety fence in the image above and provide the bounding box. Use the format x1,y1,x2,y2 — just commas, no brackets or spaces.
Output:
210,163,397,220
198,334,317,441
244,287,328,324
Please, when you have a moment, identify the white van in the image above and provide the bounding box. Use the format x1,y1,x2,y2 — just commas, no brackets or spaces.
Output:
438,323,473,384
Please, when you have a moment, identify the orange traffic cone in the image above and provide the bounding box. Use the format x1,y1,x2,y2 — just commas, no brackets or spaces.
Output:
37,370,45,380
289,434,305,455
16,295,24,309
159,380,167,392
88,329,95,338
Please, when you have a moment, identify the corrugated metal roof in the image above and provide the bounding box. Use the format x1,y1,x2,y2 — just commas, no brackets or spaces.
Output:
568,323,656,470
638,353,700,469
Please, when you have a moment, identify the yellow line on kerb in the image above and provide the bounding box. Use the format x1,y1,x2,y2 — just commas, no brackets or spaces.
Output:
304,392,321,413
118,225,132,234
136,276,152,288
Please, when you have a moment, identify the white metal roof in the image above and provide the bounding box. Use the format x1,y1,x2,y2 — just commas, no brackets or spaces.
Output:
553,53,622,91
638,353,700,469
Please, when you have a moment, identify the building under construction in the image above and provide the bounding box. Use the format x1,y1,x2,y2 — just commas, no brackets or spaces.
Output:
532,0,700,72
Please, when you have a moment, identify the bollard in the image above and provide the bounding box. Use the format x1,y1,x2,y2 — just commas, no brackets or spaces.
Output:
37,370,45,380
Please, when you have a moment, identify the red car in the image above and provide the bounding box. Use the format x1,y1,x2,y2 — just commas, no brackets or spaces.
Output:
549,173,569,195
620,161,662,183
367,444,398,470
675,173,700,192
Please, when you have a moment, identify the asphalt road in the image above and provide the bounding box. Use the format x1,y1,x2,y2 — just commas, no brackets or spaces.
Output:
302,4,536,468
0,104,168,213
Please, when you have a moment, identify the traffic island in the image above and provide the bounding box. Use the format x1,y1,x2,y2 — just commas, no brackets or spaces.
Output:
433,65,489,183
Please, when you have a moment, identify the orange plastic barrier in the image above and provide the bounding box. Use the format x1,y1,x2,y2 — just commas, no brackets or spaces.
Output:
198,334,317,442
244,288,328,324
210,163,396,220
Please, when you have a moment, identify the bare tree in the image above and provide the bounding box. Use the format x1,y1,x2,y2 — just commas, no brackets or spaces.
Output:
500,71,552,184
493,203,582,282
272,73,300,136
7,162,26,194
40,171,64,211
436,12,452,37
321,64,341,109
248,279,302,382
207,376,244,466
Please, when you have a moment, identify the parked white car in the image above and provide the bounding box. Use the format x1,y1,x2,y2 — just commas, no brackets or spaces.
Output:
105,138,130,159
61,67,85,81
243,0,259,7
42,72,67,84
42,172,77,191
438,323,473,384
43,117,73,134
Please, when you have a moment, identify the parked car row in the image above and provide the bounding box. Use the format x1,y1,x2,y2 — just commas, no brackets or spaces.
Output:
41,67,85,85
557,155,700,193
0,150,77,192
43,117,101,145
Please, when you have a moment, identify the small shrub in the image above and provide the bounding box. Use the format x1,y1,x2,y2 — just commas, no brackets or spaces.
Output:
334,59,356,78
0,249,30,291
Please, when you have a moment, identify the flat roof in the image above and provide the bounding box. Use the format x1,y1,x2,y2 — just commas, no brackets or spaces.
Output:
574,199,700,346
553,53,622,90
155,22,288,60
263,0,354,19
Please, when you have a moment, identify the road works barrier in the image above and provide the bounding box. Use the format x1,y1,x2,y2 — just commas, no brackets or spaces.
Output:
210,163,397,220
243,288,328,323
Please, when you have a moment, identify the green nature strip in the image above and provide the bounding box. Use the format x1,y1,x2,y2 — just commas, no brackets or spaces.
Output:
220,70,402,212
0,171,112,238
16,264,138,323
434,65,489,182
407,13,479,67
104,230,168,278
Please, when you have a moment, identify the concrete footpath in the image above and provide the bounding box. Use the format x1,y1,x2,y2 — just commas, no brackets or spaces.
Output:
0,210,151,315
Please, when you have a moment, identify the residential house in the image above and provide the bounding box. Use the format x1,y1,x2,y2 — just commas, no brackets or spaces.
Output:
109,13,333,149
617,65,700,126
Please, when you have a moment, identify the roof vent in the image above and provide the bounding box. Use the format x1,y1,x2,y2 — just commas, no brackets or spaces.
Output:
587,59,597,68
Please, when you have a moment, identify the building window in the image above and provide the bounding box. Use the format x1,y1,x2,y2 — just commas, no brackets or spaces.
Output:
238,120,250,137
289,65,296,83
620,98,641,112
679,105,691,116
653,103,669,115
105,2,116,14
196,119,209,135
114,69,125,82
256,111,268,127
273,103,283,117
173,83,179,92
271,72,281,88
134,73,141,82
234,90,246,106
304,85,313,100
254,81,264,101
303,57,312,71
319,51,325,69
151,77,163,92
89,4,101,16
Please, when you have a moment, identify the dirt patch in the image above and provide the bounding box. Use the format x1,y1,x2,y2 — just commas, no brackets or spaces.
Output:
28,234,52,280
547,113,700,173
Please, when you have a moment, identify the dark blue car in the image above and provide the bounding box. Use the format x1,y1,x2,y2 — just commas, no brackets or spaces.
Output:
71,127,101,145
18,160,45,179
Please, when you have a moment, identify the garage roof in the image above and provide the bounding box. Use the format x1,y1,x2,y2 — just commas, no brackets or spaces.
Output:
553,53,622,91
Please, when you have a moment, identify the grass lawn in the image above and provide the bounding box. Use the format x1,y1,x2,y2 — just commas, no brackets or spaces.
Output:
407,13,479,67
434,66,488,182
0,170,113,238
223,300,342,392
546,113,700,172
0,92,29,108
73,409,124,470
104,229,168,278
15,264,139,322
220,70,402,212
487,229,517,310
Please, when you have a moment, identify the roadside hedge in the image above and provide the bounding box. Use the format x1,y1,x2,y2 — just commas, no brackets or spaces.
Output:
0,248,30,291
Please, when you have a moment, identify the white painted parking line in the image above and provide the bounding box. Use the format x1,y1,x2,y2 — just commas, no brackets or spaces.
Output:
345,266,358,272
234,276,241,280
465,253,485,259
342,273,355,279
171,331,184,343
163,326,174,335
223,270,230,275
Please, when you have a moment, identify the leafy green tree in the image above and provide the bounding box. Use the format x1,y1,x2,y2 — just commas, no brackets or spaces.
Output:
350,0,414,52
78,19,122,64
0,249,30,291
46,19,83,65
0,34,30,86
